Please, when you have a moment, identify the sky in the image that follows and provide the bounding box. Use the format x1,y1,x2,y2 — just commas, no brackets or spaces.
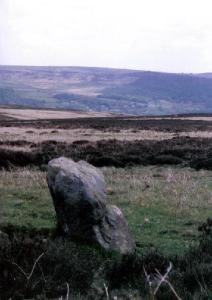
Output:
0,0,212,73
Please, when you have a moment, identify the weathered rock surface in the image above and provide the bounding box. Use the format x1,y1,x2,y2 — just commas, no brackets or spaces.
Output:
47,157,135,254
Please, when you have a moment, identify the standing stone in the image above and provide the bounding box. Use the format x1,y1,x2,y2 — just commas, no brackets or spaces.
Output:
47,157,135,254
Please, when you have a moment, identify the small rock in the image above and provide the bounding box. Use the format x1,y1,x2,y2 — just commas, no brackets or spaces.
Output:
144,217,150,224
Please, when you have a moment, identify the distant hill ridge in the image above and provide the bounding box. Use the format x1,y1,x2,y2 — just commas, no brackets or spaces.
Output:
0,65,212,115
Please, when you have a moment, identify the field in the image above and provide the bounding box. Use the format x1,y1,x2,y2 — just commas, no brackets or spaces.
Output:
0,109,212,299
1,166,211,255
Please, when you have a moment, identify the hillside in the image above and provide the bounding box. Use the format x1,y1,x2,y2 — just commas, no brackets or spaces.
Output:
0,65,212,115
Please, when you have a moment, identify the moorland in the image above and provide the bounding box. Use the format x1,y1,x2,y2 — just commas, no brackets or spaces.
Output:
0,107,212,299
1,65,212,115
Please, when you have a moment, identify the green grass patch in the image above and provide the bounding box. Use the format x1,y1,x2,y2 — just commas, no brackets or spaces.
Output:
0,169,55,229
105,166,212,254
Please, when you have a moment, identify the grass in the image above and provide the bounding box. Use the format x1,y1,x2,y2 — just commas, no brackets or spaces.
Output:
2,125,212,146
105,166,212,254
0,168,55,229
1,166,211,255
0,107,111,120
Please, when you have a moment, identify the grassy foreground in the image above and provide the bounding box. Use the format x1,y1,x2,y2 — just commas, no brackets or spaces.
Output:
1,166,211,255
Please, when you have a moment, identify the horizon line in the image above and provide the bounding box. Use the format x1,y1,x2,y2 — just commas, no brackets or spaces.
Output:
0,64,210,75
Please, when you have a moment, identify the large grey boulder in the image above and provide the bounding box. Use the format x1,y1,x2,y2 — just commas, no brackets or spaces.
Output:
47,157,135,254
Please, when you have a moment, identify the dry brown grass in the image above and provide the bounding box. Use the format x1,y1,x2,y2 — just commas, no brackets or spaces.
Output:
155,116,212,121
2,126,212,146
104,166,212,213
0,168,46,188
0,127,176,143
127,116,212,121
0,108,112,120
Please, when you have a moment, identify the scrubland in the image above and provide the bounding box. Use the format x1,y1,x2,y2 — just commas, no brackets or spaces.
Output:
0,112,212,299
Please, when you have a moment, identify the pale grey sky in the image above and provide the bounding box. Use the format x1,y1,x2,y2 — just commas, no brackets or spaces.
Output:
0,0,212,73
